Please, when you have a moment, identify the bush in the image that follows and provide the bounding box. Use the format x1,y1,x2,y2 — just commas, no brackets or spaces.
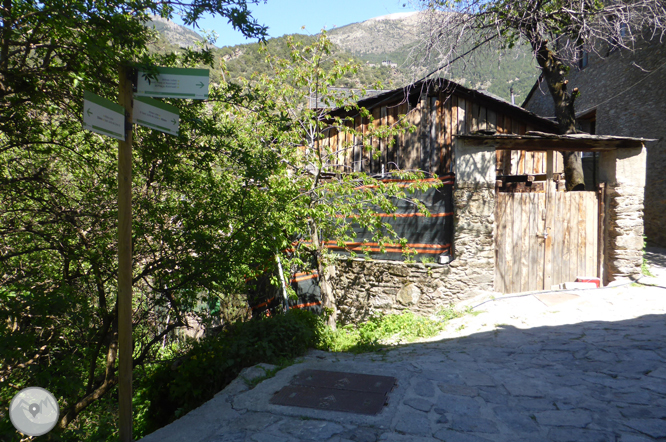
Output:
135,309,324,436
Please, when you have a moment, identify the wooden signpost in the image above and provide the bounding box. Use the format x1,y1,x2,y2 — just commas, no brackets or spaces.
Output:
83,64,208,442
117,66,134,442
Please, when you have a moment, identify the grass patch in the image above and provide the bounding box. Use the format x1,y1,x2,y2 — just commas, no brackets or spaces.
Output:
643,236,655,277
642,259,655,277
321,308,468,353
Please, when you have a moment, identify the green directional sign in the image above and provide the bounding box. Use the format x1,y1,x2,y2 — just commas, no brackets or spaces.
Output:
136,67,209,100
83,91,126,140
133,96,179,136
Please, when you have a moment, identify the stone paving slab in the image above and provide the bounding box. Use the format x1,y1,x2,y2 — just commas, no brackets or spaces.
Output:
139,250,666,442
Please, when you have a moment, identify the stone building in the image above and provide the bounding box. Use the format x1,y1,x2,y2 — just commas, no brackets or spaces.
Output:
522,36,666,247
317,79,649,324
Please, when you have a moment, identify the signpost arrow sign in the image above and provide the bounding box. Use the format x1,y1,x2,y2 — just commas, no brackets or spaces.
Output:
83,91,126,140
133,96,179,136
136,67,209,100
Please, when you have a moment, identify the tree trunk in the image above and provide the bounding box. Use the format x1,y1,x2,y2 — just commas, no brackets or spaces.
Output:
58,338,118,429
561,151,585,191
532,38,586,191
310,223,337,329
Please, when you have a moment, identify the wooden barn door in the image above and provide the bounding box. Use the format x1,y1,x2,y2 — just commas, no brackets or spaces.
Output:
495,189,600,294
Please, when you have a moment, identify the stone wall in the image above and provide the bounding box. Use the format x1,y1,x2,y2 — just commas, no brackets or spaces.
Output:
329,184,496,324
524,37,666,247
600,147,647,281
329,139,497,324
330,259,456,324
605,186,644,280
451,184,495,291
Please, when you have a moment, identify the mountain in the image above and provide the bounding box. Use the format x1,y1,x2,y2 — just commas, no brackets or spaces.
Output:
212,34,398,90
328,12,424,57
327,11,540,102
146,15,206,48
145,13,540,102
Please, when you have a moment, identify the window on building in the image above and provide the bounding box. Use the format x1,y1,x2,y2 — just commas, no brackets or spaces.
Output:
609,22,629,54
577,48,589,70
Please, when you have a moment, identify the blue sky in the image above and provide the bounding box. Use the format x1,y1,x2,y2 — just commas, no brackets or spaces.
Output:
175,0,419,47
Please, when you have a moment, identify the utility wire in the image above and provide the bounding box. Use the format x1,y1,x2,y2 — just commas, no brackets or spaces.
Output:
416,34,499,84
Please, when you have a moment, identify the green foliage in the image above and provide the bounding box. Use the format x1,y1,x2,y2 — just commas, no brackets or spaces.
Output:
320,309,464,353
134,309,324,436
0,0,273,438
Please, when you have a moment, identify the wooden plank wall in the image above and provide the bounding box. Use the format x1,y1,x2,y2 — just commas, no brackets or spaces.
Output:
546,191,599,287
495,191,599,294
327,91,554,177
495,193,546,294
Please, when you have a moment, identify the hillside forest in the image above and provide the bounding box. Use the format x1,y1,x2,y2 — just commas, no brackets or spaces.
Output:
147,14,540,101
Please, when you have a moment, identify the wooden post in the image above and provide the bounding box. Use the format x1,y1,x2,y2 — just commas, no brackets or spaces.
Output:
597,182,606,285
543,150,555,290
118,65,134,442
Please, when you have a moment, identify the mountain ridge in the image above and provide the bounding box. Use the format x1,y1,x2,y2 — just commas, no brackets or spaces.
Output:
145,12,540,101
146,15,206,48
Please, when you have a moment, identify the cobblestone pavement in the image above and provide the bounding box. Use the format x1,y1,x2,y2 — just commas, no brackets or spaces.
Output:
139,248,666,442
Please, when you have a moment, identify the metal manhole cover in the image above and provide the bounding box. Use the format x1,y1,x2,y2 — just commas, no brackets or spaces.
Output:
292,369,396,394
270,370,397,415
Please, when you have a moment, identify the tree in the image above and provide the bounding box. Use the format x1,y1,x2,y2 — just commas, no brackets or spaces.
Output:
240,34,436,327
0,0,274,438
0,0,267,144
418,0,666,190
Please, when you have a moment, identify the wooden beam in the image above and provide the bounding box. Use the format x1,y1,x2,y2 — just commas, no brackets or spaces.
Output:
457,137,641,151
598,183,606,284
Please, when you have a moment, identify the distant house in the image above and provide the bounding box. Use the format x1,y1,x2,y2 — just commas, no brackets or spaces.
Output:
522,36,666,247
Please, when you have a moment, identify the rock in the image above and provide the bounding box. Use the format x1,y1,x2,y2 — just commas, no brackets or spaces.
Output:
370,295,393,308
397,283,421,305
388,265,410,277
239,364,278,386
